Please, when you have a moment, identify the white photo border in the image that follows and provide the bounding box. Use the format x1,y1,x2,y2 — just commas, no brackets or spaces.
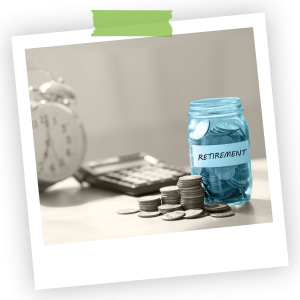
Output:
12,13,288,290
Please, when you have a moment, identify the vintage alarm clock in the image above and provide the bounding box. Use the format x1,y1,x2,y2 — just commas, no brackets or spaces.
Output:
29,70,86,190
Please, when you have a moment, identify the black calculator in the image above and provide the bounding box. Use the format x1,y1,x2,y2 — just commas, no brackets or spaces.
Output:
74,153,190,196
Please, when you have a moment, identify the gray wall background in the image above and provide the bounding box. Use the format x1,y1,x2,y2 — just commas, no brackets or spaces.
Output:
25,28,265,166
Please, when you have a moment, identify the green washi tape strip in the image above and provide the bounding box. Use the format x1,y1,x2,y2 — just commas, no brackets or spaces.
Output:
91,10,172,36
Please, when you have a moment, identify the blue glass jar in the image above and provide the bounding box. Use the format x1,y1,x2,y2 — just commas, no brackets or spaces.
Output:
187,97,252,206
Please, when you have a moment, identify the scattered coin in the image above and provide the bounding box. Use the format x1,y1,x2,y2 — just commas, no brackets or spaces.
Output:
199,210,210,218
117,208,139,215
162,211,186,221
204,202,229,212
219,207,232,213
138,211,161,218
183,209,203,219
210,211,235,218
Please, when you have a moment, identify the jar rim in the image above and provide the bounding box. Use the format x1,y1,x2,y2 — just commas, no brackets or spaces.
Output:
188,97,243,117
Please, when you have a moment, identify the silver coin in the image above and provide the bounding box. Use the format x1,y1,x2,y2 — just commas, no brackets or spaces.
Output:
211,135,234,146
161,194,181,197
139,202,161,206
138,211,161,218
138,195,161,203
204,202,229,212
181,199,204,203
181,193,205,197
161,198,181,201
211,128,229,134
199,210,210,217
182,199,204,204
209,130,229,136
234,121,246,138
139,205,160,208
178,175,202,181
160,186,180,193
183,209,204,219
199,134,215,145
181,190,205,195
210,211,235,218
162,201,181,205
230,132,244,142
161,192,181,196
215,122,239,131
178,185,202,190
178,184,202,190
191,120,210,140
162,211,186,221
117,208,139,215
182,206,204,210
214,166,235,180
158,204,182,210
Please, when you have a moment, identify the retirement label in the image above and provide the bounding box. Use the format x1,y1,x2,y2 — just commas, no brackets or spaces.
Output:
192,141,250,167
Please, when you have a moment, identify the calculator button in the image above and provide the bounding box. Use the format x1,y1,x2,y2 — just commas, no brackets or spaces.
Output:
133,180,148,187
117,181,136,188
119,170,134,176
128,172,143,178
145,176,162,183
157,174,175,180
122,176,138,183
107,173,124,180
155,162,167,167
142,171,158,176
134,173,149,179
152,168,168,174
138,165,152,171
98,176,119,184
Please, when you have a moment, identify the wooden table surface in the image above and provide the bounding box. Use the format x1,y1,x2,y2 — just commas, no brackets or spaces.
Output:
40,158,272,246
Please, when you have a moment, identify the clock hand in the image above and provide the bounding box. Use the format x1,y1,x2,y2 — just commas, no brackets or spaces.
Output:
39,116,51,170
49,139,61,168
45,117,62,168
41,138,51,164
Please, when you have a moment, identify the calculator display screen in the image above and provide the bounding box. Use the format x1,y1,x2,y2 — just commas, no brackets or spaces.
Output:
90,159,150,175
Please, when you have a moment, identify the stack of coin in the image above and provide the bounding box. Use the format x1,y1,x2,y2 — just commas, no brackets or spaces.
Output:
177,175,205,210
160,186,181,205
158,204,183,214
138,195,161,212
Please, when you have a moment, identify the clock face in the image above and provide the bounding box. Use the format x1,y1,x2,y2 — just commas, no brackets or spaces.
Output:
31,102,86,184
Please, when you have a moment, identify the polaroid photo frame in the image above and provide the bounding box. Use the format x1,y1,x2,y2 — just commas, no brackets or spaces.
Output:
12,13,288,290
